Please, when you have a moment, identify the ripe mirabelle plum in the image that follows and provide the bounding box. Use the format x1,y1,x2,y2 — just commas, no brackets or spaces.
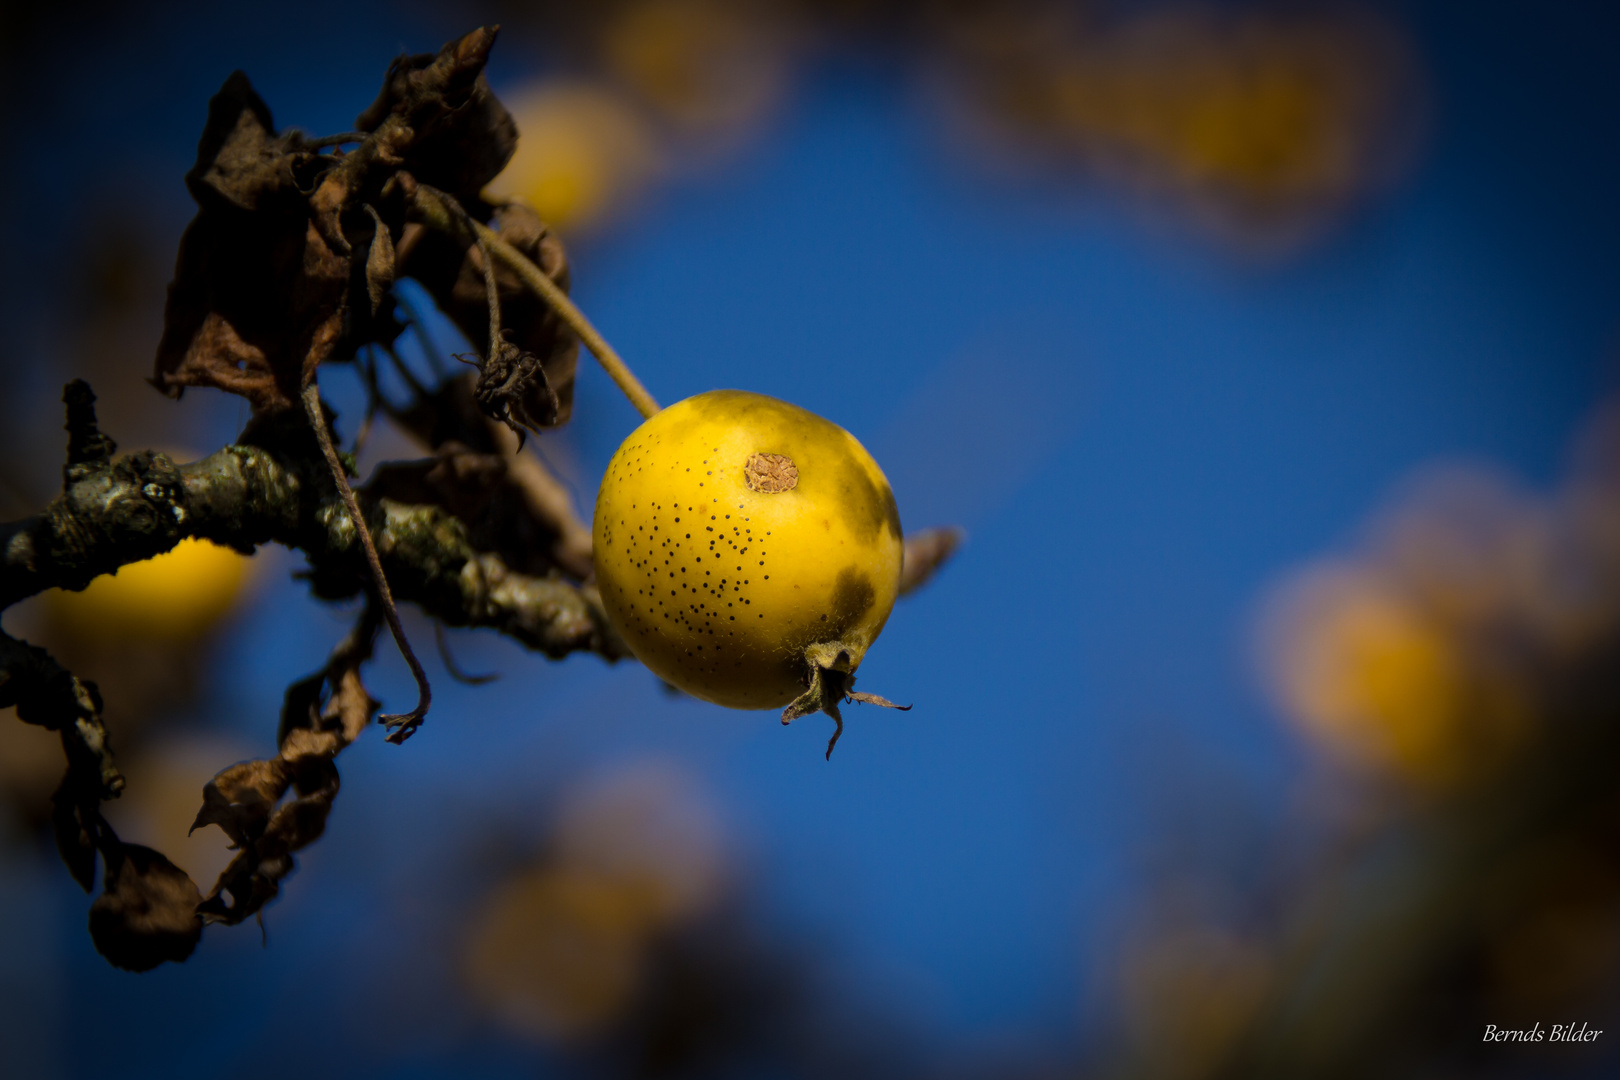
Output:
593,391,904,746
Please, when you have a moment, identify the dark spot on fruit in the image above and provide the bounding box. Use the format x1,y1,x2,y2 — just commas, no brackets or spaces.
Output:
827,566,877,638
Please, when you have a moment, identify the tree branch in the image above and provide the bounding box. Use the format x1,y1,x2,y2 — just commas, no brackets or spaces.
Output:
2,423,626,662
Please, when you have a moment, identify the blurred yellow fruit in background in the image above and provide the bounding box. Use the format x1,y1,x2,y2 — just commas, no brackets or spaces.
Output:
599,0,791,139
1268,566,1465,776
462,762,728,1044
940,4,1417,249
45,537,251,642
1056,10,1396,208
550,762,726,927
464,865,651,1042
1262,558,1531,788
486,81,662,231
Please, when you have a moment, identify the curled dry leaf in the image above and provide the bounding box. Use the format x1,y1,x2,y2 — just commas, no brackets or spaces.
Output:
363,204,397,316
196,758,340,927
367,445,579,580
89,844,204,972
276,634,380,763
52,776,101,893
188,616,378,928
191,757,291,850
354,26,517,202
1,630,124,844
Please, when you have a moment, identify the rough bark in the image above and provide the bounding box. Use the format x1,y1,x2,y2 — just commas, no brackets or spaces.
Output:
2,427,624,660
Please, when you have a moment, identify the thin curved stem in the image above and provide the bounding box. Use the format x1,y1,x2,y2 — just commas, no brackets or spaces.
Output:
411,184,660,420
434,622,499,685
470,218,660,420
301,381,432,742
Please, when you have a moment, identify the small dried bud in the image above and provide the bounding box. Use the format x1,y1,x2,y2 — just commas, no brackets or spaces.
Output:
472,339,559,444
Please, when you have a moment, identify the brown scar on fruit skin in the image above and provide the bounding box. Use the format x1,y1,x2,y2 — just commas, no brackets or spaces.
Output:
745,452,798,493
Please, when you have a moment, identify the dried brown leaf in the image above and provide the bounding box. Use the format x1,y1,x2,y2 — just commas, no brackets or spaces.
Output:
88,844,203,972
367,386,591,578
277,632,381,764
152,197,351,412
152,68,356,412
151,28,548,419
276,671,328,758
198,848,287,926
190,757,290,849
354,27,517,201
363,204,397,315
899,527,965,597
196,759,338,927
366,443,505,525
327,665,378,746
184,71,302,213
390,370,498,450
265,759,339,851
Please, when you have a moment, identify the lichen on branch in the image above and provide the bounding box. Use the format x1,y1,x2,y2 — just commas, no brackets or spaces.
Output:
3,388,622,658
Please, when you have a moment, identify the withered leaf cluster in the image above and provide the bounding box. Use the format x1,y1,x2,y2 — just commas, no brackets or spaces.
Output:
2,29,607,972
192,611,379,926
152,26,577,428
2,620,203,972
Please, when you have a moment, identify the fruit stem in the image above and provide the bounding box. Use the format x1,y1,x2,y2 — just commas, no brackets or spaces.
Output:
411,184,662,421
469,218,661,421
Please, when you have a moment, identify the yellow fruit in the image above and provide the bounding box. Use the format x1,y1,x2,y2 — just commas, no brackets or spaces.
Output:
484,81,662,231
593,391,903,715
45,537,251,641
